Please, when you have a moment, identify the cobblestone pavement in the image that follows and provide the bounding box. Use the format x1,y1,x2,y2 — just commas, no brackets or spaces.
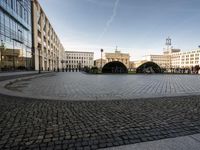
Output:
0,72,38,81
0,94,200,149
4,72,200,100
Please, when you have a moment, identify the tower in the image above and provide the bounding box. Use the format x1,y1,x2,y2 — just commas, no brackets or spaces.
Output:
165,37,172,51
115,46,118,52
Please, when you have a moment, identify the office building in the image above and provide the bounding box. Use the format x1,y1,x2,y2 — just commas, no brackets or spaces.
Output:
0,0,32,70
143,38,200,70
65,51,94,69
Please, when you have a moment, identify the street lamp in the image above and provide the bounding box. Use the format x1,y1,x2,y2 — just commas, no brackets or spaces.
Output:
57,57,59,72
38,44,41,74
100,49,103,70
61,59,64,72
0,40,5,71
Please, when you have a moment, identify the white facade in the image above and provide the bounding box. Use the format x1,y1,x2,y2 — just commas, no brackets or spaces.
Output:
65,51,94,69
143,48,200,69
171,49,200,68
143,54,170,69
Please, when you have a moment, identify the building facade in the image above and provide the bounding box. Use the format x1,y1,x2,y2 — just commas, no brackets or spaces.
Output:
143,45,200,71
32,0,65,71
143,54,170,69
0,0,32,70
105,50,130,68
142,37,199,70
171,49,200,68
130,60,147,69
65,51,94,69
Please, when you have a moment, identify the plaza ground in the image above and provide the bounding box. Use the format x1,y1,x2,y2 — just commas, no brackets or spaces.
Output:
0,72,200,149
3,72,200,100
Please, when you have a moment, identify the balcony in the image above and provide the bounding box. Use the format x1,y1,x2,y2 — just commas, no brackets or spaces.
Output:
38,36,42,43
37,25,41,31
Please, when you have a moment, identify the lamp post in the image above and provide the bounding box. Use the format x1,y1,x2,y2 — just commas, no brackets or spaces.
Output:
100,49,103,70
61,59,64,72
57,57,59,72
25,46,27,70
0,40,5,71
38,44,41,74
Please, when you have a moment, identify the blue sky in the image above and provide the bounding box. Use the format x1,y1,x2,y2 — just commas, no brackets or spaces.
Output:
39,0,200,60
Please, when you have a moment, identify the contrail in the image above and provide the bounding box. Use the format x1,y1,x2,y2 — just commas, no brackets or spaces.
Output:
97,0,120,42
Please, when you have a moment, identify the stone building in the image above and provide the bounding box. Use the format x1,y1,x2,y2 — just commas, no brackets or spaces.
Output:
105,49,130,68
31,0,65,71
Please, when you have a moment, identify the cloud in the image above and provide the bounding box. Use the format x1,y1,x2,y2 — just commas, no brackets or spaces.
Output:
97,0,120,42
84,0,114,7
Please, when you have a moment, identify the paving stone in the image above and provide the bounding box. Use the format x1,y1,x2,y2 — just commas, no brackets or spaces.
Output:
1,73,200,149
5,72,200,100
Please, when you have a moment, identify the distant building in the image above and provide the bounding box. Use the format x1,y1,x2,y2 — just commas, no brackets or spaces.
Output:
130,60,148,68
171,49,200,68
142,38,200,70
94,58,107,68
105,49,130,68
65,51,94,69
143,54,170,69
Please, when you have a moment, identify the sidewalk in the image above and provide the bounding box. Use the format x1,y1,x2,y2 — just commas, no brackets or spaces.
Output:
102,134,200,150
0,71,51,81
0,71,37,77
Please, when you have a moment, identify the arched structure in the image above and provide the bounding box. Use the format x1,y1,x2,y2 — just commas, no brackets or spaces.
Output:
102,61,128,73
136,62,162,73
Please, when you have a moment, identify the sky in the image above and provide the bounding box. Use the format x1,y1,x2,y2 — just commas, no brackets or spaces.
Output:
38,0,200,60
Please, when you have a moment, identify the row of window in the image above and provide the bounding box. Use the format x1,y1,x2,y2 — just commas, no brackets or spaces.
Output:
66,57,93,60
1,0,31,26
66,65,92,68
66,53,93,57
37,12,61,46
172,61,199,64
0,7,31,47
66,60,93,64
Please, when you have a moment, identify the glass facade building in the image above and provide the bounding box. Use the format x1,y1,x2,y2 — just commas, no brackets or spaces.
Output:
0,0,32,70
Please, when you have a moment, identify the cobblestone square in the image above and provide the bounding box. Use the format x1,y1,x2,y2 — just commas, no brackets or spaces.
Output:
0,94,200,149
1,73,200,149
4,72,200,100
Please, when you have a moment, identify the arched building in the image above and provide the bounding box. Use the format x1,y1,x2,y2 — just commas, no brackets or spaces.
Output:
105,50,130,69
136,62,162,73
102,61,128,73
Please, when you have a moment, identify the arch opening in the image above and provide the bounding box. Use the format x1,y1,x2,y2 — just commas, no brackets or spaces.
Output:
136,62,162,73
102,61,128,74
